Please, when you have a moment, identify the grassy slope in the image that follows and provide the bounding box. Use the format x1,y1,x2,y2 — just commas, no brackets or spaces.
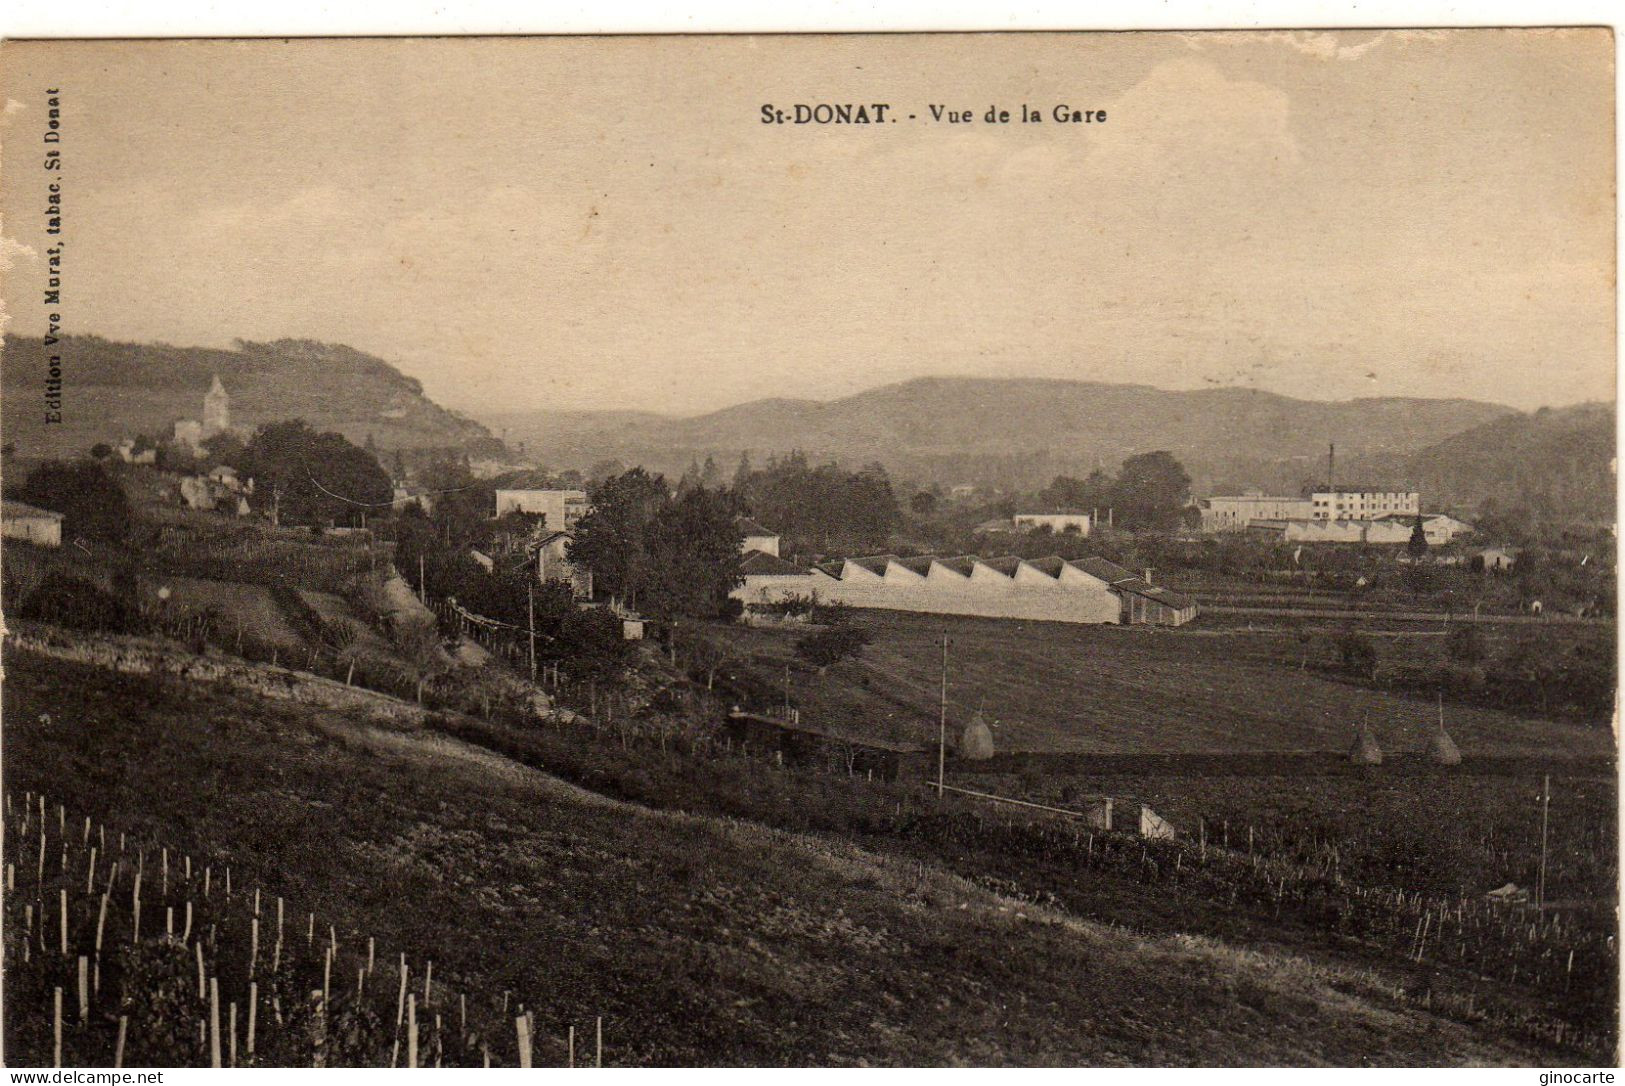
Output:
712,612,1611,757
0,649,1554,1066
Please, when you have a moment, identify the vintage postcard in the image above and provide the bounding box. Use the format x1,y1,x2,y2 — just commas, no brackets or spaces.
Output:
0,30,1615,1069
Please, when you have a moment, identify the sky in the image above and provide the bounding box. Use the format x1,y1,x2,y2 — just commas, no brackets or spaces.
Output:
0,30,1615,417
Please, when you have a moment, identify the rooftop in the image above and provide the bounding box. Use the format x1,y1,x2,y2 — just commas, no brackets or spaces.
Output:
2,500,64,521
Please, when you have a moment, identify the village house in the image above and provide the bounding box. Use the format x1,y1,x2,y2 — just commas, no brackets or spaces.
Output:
1,500,64,547
493,488,589,531
735,515,780,557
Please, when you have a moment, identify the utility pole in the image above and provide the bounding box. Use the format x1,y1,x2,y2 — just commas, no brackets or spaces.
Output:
418,554,427,605
527,582,537,682
1537,774,1551,909
937,631,948,797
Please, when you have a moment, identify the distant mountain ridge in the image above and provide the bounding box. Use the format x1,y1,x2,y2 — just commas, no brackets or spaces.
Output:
2,334,498,458
488,376,1520,489
1339,402,1616,521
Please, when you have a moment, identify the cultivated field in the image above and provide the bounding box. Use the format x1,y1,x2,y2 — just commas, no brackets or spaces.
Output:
706,611,1612,758
5,648,1579,1066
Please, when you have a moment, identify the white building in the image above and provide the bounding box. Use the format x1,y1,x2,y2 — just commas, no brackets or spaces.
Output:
494,488,589,531
1373,512,1474,544
1198,493,1315,532
735,516,780,557
1012,512,1091,536
1,501,63,547
732,551,1195,626
1310,489,1420,521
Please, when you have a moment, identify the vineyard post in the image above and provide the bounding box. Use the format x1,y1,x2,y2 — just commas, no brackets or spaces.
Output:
596,1015,603,1067
250,918,260,977
161,849,168,897
568,1025,575,1068
86,848,96,896
114,1016,128,1069
6,863,13,892
323,946,332,1004
247,982,258,1060
515,1015,531,1069
78,956,89,1022
460,993,466,1037
166,907,174,939
229,1003,238,1067
409,995,420,1069
424,960,433,1006
204,867,210,899
196,943,206,1000
368,936,375,976
209,977,223,1069
53,987,63,1068
183,901,193,943
60,889,69,956
82,815,90,846
397,957,409,1028
1537,774,1551,910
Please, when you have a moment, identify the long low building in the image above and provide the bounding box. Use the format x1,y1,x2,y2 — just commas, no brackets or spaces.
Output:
732,551,1196,626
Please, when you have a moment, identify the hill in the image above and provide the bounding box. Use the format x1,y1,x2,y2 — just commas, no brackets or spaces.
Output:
0,645,1572,1065
2,334,499,458
487,377,1515,488
1339,402,1616,520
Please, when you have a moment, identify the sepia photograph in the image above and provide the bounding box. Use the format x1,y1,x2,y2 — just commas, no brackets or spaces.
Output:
0,27,1617,1068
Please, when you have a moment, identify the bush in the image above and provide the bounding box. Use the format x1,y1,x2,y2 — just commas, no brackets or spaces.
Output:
1336,632,1377,681
1444,623,1488,666
795,625,872,672
19,572,144,634
20,459,133,542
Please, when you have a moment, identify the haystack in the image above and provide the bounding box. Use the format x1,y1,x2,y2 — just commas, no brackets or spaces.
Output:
1428,721,1462,765
959,709,996,761
1349,718,1383,765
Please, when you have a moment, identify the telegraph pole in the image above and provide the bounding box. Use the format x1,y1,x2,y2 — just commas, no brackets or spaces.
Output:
527,582,537,682
937,631,948,797
1537,774,1551,909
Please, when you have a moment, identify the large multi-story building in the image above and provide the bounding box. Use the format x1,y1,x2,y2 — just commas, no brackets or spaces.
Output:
493,488,589,531
1198,493,1315,532
1309,489,1421,521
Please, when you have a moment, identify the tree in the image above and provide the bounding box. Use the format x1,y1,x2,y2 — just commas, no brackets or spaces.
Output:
909,490,938,515
795,626,872,674
1337,631,1378,681
640,487,744,621
20,460,132,542
201,431,248,470
242,420,393,527
699,455,723,490
732,452,753,492
89,442,113,461
1111,451,1191,531
1407,514,1429,559
1445,623,1488,666
568,468,669,607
